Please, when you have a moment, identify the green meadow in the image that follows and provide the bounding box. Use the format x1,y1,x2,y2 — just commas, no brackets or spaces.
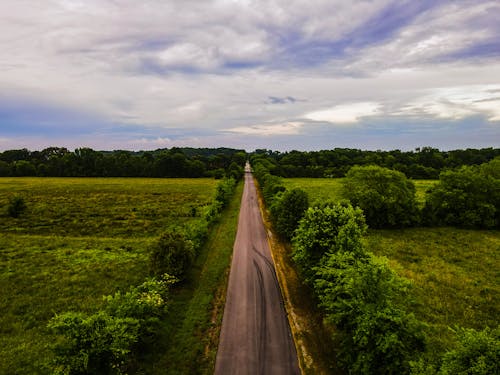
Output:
0,177,218,374
283,177,437,206
282,178,499,359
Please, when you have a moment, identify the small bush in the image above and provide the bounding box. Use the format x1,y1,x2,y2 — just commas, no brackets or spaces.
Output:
149,231,195,280
8,195,26,218
48,277,173,375
48,311,140,375
440,327,499,375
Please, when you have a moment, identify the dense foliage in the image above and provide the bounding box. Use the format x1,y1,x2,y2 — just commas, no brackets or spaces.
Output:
439,327,499,375
149,232,195,280
252,147,499,179
0,147,246,178
292,201,425,374
48,276,175,375
292,201,366,284
270,188,309,240
343,165,419,228
424,163,500,228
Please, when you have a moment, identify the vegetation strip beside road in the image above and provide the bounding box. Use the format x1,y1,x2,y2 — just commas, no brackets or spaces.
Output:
147,181,243,374
255,179,335,374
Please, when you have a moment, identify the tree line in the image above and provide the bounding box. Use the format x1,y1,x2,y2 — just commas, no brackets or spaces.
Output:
253,147,500,179
0,147,246,178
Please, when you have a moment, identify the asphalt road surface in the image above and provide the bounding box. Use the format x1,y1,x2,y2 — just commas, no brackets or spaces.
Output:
214,167,300,375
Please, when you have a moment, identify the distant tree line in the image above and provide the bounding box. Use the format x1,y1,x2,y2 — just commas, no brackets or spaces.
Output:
0,147,246,178
252,147,500,179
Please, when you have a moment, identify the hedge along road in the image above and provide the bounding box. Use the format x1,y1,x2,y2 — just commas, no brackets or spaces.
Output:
215,166,300,375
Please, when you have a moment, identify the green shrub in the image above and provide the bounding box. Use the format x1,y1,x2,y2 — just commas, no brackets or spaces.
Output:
149,231,195,280
292,201,366,284
440,327,499,375
7,195,26,218
315,253,425,374
48,311,140,375
104,277,174,340
261,174,286,204
215,177,236,208
424,166,499,228
48,277,173,375
343,165,419,228
270,188,309,239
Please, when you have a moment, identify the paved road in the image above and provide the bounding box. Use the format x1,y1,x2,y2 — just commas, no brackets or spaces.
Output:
215,168,300,375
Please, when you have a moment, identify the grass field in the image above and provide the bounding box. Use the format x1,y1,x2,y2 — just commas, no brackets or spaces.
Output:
282,178,499,362
283,178,437,206
365,228,499,359
0,177,218,374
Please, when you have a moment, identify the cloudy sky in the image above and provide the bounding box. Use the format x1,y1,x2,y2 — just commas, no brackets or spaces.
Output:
1,0,499,151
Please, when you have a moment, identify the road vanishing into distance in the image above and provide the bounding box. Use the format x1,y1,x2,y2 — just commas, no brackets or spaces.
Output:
215,166,300,375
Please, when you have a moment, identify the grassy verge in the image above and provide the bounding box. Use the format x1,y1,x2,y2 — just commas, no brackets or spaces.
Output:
143,181,243,374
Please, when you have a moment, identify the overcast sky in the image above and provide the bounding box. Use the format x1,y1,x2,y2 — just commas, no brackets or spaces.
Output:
1,0,499,151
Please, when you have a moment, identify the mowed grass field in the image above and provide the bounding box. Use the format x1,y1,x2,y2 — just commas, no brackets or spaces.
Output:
282,178,499,358
0,177,217,374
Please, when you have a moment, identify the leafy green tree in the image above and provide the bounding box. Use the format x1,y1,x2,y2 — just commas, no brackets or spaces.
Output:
270,188,309,240
13,160,36,176
315,253,425,374
149,231,195,280
343,165,419,228
440,327,499,375
481,156,500,179
424,166,499,228
292,201,366,284
227,161,244,180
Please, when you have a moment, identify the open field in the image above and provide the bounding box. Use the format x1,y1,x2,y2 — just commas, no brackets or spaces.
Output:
0,177,218,374
282,178,499,360
0,177,217,237
365,228,499,358
283,178,436,206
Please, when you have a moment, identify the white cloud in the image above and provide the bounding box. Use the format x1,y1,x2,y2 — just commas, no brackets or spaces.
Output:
304,102,381,124
399,85,500,121
226,122,303,135
0,0,499,151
